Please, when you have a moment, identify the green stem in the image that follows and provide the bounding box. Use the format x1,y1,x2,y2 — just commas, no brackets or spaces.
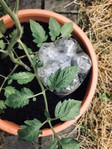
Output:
0,65,18,92
0,74,6,79
30,89,47,99
0,50,7,54
43,91,49,114
0,0,50,117
0,0,22,53
14,0,19,14
3,35,9,43
48,121,62,146
10,51,31,71
18,40,50,116
0,0,30,71
18,40,34,68
50,117,60,122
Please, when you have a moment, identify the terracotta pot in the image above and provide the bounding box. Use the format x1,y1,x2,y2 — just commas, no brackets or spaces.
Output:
0,9,98,137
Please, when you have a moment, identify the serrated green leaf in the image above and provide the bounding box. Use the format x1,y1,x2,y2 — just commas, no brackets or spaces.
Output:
60,22,73,38
0,40,5,49
4,86,16,98
18,118,42,142
0,100,6,110
30,19,48,47
55,99,81,121
9,72,35,85
5,87,34,108
49,17,61,41
47,66,78,92
60,138,80,149
0,20,6,34
49,140,58,149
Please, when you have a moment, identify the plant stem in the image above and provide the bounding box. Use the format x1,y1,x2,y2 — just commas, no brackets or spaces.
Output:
0,65,18,92
0,0,22,52
3,35,9,43
18,40,34,68
14,0,19,14
0,0,30,71
30,89,47,99
0,50,8,54
0,74,6,79
10,51,31,71
48,121,62,146
18,40,50,115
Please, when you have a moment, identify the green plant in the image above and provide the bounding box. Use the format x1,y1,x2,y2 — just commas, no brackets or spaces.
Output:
0,0,82,148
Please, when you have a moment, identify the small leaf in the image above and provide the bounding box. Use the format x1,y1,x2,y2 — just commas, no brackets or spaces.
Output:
49,17,61,41
5,87,34,108
0,40,5,49
47,66,78,92
44,110,50,118
1,53,8,59
27,47,32,54
4,86,16,98
37,61,43,68
8,79,13,85
0,32,3,38
60,22,73,38
10,72,35,85
0,20,6,34
49,140,58,149
32,55,37,65
109,96,112,100
0,100,6,110
10,27,24,38
55,99,81,121
18,118,42,142
30,19,48,47
18,44,23,50
60,138,80,149
99,93,106,102
10,29,17,38
18,44,33,54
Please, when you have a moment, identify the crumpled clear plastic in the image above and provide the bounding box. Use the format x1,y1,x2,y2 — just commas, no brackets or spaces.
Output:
37,38,92,96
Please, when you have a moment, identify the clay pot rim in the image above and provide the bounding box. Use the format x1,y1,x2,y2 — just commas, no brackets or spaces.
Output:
0,9,98,137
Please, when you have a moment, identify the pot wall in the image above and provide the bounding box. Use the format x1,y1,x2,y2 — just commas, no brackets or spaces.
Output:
0,9,98,137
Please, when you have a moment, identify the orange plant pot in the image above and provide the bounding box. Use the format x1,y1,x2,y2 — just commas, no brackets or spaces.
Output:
0,9,98,137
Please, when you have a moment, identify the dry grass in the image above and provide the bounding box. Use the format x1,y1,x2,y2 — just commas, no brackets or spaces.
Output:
67,0,112,148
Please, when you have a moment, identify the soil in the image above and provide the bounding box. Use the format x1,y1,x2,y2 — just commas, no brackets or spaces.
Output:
0,22,91,128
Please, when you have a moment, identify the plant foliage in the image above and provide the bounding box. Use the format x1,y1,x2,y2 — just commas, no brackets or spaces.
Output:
47,66,78,91
0,3,81,148
9,72,35,85
30,19,48,47
55,99,81,121
5,87,35,108
18,119,42,142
